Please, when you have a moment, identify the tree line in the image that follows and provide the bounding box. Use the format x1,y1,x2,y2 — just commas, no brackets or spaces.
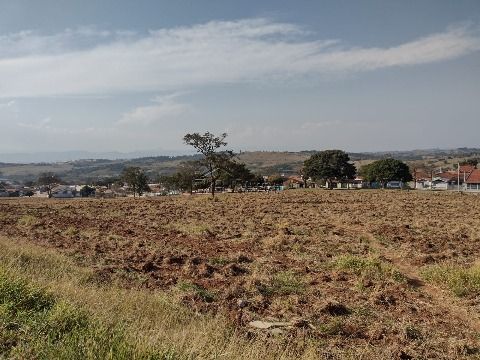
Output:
31,131,415,197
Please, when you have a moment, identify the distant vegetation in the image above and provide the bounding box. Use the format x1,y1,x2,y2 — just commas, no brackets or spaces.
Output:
0,147,479,185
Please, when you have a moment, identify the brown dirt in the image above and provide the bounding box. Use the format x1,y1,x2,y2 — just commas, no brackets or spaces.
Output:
1,190,480,358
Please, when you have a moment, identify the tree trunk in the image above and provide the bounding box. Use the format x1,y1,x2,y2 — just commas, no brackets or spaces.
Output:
211,176,215,198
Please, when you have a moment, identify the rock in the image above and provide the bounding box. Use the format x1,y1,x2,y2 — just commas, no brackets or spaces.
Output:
248,320,292,329
269,328,285,335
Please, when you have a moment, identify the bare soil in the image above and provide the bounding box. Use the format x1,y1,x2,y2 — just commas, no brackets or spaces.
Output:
1,190,479,358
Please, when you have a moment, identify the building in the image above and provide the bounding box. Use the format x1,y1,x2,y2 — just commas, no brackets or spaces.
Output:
466,169,480,191
51,186,75,198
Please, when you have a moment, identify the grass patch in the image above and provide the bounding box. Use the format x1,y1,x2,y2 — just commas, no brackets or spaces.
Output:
421,264,480,297
258,271,306,296
16,215,39,228
177,281,216,302
332,255,405,283
63,226,79,237
0,269,157,359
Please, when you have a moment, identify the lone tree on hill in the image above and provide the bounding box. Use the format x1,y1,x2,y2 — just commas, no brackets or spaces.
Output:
360,158,412,188
183,132,234,197
121,167,150,198
37,172,62,198
303,150,356,188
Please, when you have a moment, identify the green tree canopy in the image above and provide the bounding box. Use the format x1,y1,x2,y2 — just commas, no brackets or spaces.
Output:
460,158,478,167
360,158,413,187
121,167,150,197
160,161,204,194
183,132,234,197
80,185,96,198
303,150,356,188
218,161,255,191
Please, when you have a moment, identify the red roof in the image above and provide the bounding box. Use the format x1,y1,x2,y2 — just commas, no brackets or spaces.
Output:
413,171,430,180
459,165,475,174
436,172,457,181
466,169,480,184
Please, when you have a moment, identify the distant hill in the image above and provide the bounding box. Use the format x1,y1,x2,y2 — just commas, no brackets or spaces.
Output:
0,150,192,163
0,148,479,184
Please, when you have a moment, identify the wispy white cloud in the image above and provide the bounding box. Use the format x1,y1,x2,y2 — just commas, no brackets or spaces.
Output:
300,120,344,129
17,117,52,130
118,93,189,125
17,117,97,134
0,100,15,108
0,19,479,98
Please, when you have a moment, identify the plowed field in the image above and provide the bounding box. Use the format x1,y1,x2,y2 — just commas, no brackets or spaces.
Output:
1,190,479,358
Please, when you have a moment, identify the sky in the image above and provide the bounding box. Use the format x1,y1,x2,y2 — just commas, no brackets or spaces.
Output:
0,0,479,154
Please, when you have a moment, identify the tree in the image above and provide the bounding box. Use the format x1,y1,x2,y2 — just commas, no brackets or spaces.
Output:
268,175,285,186
80,185,96,197
303,150,356,188
460,158,478,167
121,167,150,197
183,132,234,197
218,160,255,191
93,176,122,188
37,172,62,197
23,190,34,197
160,161,204,194
177,161,204,194
361,158,412,188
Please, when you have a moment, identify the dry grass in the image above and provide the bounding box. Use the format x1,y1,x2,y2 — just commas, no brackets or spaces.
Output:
1,190,480,358
1,237,397,359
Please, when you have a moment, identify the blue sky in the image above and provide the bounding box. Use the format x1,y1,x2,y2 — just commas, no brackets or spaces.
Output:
0,0,479,154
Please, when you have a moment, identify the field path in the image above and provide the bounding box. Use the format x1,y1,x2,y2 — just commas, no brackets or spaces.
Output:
364,230,480,334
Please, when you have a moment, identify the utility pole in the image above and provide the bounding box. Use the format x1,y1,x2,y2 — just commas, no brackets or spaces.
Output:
457,163,460,192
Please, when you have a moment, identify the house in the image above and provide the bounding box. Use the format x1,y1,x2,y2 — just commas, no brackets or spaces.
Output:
350,176,367,189
283,176,304,189
466,169,480,191
51,186,75,198
459,165,476,175
413,171,431,189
